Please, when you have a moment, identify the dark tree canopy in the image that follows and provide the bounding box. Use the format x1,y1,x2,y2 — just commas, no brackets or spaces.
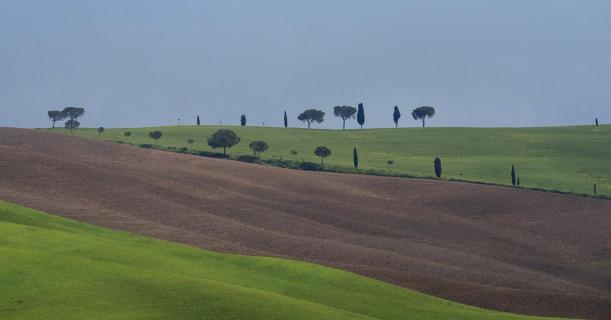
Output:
434,157,442,178
297,109,325,128
595,117,599,127
208,129,240,155
197,115,201,126
62,107,85,133
124,131,132,138
284,111,288,128
353,146,359,169
333,105,357,130
411,106,436,127
387,160,394,172
97,127,104,139
314,146,331,164
290,150,298,156
356,103,365,128
393,106,401,128
249,140,269,158
187,138,195,152
47,110,65,128
149,131,162,144
511,165,517,186
240,114,247,126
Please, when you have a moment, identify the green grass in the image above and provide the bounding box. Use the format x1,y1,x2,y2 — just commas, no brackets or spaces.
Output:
45,125,611,196
0,200,562,320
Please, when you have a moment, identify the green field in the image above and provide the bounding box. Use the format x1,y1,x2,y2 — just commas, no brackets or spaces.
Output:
45,125,611,196
0,200,562,320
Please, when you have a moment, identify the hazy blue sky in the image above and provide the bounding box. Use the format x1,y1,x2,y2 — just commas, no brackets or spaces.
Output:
1,0,610,129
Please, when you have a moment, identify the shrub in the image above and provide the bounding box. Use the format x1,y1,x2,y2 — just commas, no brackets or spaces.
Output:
237,155,260,163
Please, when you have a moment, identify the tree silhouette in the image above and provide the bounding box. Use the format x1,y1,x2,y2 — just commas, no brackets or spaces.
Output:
393,106,401,128
149,131,162,145
47,110,64,128
197,115,201,126
207,129,240,155
596,117,599,127
62,107,85,133
124,131,132,142
97,127,104,139
297,109,325,128
240,114,247,126
314,146,331,165
284,111,288,128
511,165,517,186
353,146,359,169
249,140,269,158
357,103,365,128
333,106,356,130
387,160,394,172
411,106,435,127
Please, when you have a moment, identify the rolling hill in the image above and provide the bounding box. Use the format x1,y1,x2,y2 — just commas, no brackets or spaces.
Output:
45,124,611,196
1,127,610,319
1,200,559,320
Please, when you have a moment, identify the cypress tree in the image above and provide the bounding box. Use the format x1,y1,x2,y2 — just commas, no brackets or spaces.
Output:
197,115,200,126
517,177,521,186
393,106,401,128
240,114,246,126
357,103,365,128
511,165,517,186
353,146,359,169
284,111,288,128
595,117,599,127
594,183,597,195
434,157,442,178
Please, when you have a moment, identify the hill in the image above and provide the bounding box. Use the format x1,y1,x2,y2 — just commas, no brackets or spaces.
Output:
2,128,610,319
1,200,559,320
46,124,611,196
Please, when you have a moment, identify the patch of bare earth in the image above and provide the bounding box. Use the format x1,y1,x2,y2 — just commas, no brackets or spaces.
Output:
1,128,610,319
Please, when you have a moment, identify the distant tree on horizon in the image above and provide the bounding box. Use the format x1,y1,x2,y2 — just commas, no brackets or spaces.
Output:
62,107,85,134
314,146,331,165
149,131,162,145
333,105,357,130
208,129,240,155
297,109,325,128
240,114,247,126
249,140,269,158
393,106,401,128
47,110,65,128
357,103,365,128
97,127,104,139
124,131,132,142
197,115,201,126
412,106,435,127
353,146,359,169
596,117,599,127
188,139,195,153
511,165,517,186
434,157,442,178
284,111,288,128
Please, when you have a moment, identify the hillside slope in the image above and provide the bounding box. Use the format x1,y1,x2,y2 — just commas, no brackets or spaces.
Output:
2,200,558,320
46,124,611,196
1,128,610,319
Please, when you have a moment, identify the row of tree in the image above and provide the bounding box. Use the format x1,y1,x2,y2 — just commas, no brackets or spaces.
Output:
47,107,86,133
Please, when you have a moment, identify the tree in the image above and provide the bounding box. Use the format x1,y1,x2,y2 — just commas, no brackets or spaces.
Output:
284,111,288,128
62,107,85,133
249,140,269,158
393,106,401,128
124,131,132,142
240,114,247,126
517,177,521,186
357,103,365,128
149,130,162,144
434,157,442,178
290,150,298,157
387,160,394,172
314,146,331,165
97,127,104,139
411,106,435,127
333,106,357,130
188,139,195,153
596,117,599,127
353,146,359,169
207,129,240,155
47,110,64,128
511,165,517,186
197,115,201,126
297,109,325,128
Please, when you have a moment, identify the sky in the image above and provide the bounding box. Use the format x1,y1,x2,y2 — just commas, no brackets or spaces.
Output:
1,0,610,129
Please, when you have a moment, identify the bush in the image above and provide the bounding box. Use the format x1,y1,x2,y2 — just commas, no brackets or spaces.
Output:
237,155,260,163
139,143,154,149
298,161,323,171
197,150,228,159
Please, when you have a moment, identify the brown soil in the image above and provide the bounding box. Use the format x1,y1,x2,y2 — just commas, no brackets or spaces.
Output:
1,128,610,319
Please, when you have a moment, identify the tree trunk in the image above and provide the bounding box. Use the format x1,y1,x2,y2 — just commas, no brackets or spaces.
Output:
52,120,55,128
395,122,398,128
223,147,226,155
307,121,311,129
422,118,425,127
342,119,346,130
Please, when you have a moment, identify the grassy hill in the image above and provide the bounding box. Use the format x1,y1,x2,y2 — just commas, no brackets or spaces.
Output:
0,200,566,320
45,125,611,196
